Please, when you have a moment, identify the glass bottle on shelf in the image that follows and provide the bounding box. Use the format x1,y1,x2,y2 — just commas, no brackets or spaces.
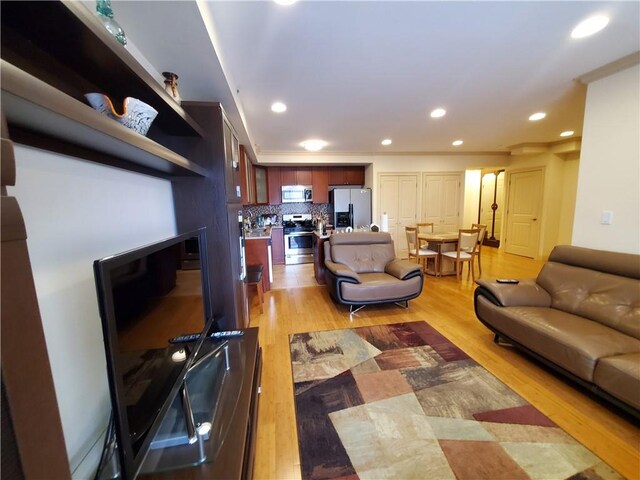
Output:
96,0,127,47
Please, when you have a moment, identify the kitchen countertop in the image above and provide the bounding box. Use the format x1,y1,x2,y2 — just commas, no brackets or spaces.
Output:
245,226,273,240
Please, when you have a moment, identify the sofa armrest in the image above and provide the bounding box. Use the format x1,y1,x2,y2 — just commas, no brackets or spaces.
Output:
325,260,361,283
475,278,551,307
385,259,422,280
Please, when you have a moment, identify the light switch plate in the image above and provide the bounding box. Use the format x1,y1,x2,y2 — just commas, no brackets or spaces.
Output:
600,211,613,225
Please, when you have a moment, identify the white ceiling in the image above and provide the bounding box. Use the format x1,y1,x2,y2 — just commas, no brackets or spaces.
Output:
112,1,639,157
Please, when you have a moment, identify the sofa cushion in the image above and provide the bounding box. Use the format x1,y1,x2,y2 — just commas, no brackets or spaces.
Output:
593,353,640,410
341,272,421,302
536,262,640,340
549,245,640,280
476,297,640,381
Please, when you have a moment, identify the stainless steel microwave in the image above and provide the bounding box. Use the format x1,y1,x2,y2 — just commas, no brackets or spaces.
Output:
281,185,313,203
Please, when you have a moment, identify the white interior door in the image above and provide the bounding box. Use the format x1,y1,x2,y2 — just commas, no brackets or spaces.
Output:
504,169,543,258
379,174,418,257
422,175,442,227
422,174,461,232
441,175,461,232
396,175,418,257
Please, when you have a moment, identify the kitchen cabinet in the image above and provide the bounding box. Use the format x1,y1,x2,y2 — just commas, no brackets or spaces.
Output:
268,167,282,204
255,166,268,204
223,119,242,203
312,233,329,284
240,145,256,205
329,166,365,185
245,237,272,293
281,167,312,185
271,227,285,264
312,167,329,204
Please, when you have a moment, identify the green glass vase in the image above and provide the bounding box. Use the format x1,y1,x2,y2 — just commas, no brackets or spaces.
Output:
96,0,127,47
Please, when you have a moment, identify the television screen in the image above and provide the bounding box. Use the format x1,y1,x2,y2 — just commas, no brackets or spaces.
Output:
94,228,213,479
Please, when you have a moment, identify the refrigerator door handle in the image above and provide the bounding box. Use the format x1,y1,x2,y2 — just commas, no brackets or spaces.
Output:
349,204,354,228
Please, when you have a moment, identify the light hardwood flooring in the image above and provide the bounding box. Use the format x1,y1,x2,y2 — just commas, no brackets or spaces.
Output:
248,248,640,480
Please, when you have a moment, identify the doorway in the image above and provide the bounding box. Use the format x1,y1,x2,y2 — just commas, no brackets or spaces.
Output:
504,168,544,258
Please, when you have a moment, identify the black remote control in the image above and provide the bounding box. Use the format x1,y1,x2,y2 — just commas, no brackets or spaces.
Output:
211,330,244,339
169,333,201,344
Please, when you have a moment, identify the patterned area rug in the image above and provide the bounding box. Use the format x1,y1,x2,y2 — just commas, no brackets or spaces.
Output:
290,321,622,480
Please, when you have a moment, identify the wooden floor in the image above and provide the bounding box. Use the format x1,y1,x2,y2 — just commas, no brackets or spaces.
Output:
248,248,640,480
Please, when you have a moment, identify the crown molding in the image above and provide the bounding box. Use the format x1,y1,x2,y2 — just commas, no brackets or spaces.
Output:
508,137,582,156
576,51,640,85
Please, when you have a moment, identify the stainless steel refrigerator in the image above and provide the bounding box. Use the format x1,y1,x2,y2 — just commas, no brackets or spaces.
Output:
330,188,372,230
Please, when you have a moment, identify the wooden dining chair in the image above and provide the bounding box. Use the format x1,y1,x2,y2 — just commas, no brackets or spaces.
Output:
405,226,438,273
471,223,487,276
441,228,480,281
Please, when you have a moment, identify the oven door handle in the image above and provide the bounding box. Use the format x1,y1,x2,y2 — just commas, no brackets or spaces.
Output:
286,232,313,237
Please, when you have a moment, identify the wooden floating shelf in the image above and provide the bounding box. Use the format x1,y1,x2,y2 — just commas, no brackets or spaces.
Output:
1,60,208,178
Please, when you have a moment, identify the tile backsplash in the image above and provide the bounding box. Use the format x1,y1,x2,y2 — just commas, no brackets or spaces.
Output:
243,203,330,224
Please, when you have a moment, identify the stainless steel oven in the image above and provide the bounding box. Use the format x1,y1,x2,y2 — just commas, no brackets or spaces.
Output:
284,231,313,265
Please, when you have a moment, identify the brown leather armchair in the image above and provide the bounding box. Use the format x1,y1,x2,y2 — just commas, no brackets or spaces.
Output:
323,232,424,313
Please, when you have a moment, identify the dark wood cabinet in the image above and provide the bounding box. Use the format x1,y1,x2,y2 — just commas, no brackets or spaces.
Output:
239,145,255,205
328,166,365,185
271,227,285,265
312,167,329,204
267,167,282,204
344,166,365,185
313,234,328,284
245,239,271,293
281,166,312,186
280,167,296,186
296,167,312,185
254,166,268,204
223,121,242,203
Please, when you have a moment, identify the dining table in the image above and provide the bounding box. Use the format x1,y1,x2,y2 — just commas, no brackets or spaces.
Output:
417,231,460,276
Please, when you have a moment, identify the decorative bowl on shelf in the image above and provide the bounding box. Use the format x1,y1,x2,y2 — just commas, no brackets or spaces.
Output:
84,93,158,136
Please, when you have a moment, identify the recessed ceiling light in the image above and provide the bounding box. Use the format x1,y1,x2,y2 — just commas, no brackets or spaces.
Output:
381,139,392,146
274,0,298,5
452,140,463,146
571,15,609,39
301,139,327,151
560,130,575,137
430,108,446,118
529,112,546,121
271,102,287,113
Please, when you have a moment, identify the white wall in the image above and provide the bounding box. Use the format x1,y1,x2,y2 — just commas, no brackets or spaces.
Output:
558,153,580,245
463,170,482,227
8,146,177,477
573,64,640,254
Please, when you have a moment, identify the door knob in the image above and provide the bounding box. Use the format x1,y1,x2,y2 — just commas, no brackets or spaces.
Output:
532,218,538,221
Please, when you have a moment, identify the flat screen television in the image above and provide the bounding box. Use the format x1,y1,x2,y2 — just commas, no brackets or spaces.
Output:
94,228,214,479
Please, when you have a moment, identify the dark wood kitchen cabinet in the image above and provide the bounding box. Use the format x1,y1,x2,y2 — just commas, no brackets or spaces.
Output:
281,166,312,185
240,145,255,205
329,166,365,186
254,166,268,204
312,167,329,204
268,167,281,204
271,227,285,265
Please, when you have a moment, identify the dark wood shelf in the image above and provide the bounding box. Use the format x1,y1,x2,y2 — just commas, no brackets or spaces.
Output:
2,60,208,178
1,0,205,139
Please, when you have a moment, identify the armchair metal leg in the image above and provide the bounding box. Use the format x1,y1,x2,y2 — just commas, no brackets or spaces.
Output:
350,304,366,314
394,300,409,309
493,334,514,347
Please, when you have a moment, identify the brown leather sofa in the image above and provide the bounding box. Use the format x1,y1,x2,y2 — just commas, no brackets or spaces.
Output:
474,245,640,418
324,232,424,312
